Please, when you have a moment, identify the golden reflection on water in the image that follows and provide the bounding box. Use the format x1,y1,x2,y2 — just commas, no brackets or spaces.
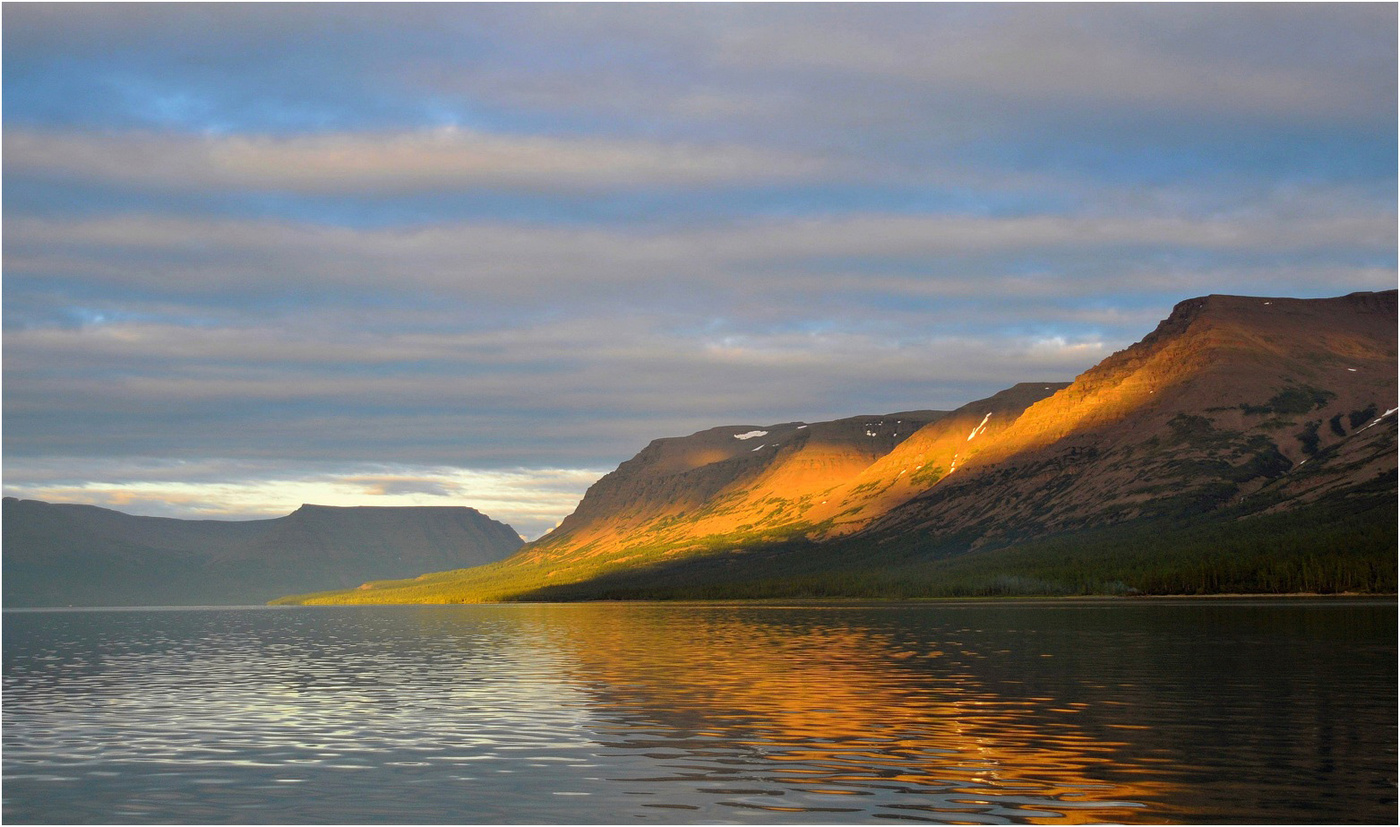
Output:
9,602,1391,824
512,603,1181,823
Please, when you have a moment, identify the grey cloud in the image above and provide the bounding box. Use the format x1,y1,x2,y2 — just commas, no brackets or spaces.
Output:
710,5,1394,122
4,2,1392,526
4,303,1123,468
404,3,1394,167
8,5,1390,184
353,478,455,498
4,128,839,193
8,204,1392,301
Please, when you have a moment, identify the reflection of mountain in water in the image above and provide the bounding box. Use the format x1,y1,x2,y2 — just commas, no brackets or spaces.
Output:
5,603,1392,823
533,601,1395,824
535,603,1170,823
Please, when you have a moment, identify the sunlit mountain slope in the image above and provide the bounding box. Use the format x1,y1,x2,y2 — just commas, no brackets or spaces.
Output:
865,291,1397,548
802,383,1071,536
531,410,947,558
280,290,1396,604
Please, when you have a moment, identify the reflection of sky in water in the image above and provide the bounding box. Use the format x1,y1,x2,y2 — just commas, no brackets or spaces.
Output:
3,601,1395,823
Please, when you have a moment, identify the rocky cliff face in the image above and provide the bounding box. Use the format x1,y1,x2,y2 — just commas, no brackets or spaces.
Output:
2,500,524,607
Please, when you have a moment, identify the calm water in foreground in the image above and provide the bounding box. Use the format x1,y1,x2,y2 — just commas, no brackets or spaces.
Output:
3,599,1395,824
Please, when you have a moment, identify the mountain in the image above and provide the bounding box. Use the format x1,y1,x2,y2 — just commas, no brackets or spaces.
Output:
3,500,523,607
530,409,954,557
856,291,1397,546
279,290,1397,605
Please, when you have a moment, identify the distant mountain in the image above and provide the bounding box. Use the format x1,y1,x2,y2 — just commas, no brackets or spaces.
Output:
3,501,523,607
277,289,1398,604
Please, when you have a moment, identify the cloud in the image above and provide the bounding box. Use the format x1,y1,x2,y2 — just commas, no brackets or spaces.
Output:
7,200,1392,302
2,298,1133,475
5,185,1391,477
6,5,1390,188
6,182,1391,479
399,3,1395,184
3,3,1392,531
4,127,837,193
709,5,1395,123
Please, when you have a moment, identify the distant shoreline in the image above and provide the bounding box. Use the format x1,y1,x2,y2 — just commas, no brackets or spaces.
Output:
8,592,1397,612
1125,591,1399,599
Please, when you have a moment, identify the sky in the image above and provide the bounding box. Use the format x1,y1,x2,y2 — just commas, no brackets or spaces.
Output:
3,3,1396,539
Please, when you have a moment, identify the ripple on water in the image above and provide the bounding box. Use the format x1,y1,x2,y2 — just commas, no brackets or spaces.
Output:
4,601,1396,824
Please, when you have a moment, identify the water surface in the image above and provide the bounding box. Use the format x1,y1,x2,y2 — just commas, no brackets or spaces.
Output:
4,599,1395,823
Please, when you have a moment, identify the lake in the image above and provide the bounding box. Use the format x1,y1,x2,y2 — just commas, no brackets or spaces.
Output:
3,599,1395,824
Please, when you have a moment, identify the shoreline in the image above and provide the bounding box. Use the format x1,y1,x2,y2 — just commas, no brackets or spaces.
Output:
12,592,1398,611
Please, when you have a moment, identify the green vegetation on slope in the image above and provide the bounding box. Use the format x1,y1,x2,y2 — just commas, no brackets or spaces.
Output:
272,518,822,605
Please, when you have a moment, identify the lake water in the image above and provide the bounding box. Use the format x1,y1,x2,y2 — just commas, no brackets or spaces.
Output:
3,599,1395,824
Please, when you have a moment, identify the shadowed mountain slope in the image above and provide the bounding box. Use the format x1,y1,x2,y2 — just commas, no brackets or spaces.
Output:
278,290,1396,604
3,500,523,607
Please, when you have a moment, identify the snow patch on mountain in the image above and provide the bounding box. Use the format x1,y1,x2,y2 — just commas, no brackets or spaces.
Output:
966,412,993,441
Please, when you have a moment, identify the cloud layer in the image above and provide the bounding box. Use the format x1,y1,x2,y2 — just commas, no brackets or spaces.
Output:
5,128,837,192
4,4,1394,530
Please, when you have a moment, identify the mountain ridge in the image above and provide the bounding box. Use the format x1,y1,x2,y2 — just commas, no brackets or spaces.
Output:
531,408,951,559
3,499,524,607
860,290,1397,548
279,289,1394,604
